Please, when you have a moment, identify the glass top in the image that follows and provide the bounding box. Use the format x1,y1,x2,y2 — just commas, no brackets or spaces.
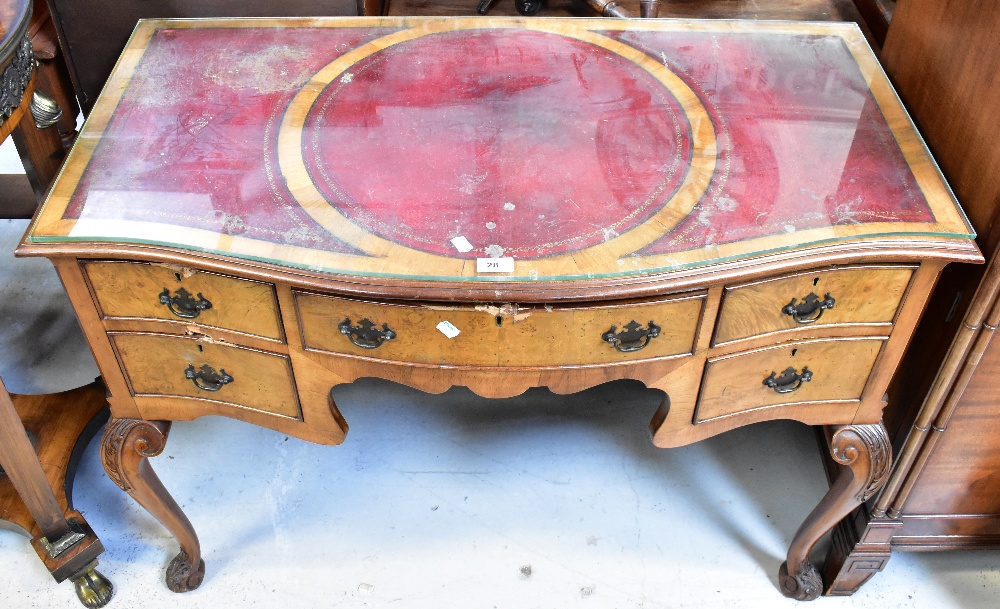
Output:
27,17,975,282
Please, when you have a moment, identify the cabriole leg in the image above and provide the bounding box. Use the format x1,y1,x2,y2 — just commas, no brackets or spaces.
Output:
779,423,891,600
101,419,204,592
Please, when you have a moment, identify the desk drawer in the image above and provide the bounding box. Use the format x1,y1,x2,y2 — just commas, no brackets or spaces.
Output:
111,333,300,419
499,296,704,365
295,292,704,366
84,261,283,340
714,266,914,344
695,338,884,422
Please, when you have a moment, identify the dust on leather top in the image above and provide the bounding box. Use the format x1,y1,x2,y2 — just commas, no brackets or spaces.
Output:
26,17,976,281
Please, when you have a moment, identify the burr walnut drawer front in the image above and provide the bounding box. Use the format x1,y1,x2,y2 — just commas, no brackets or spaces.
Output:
294,291,705,366
110,333,301,419
713,266,915,344
694,338,885,423
83,261,283,341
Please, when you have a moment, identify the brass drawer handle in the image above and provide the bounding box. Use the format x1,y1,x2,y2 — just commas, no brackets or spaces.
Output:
602,320,661,352
159,287,213,319
338,317,397,349
782,292,835,324
184,363,233,392
763,366,813,394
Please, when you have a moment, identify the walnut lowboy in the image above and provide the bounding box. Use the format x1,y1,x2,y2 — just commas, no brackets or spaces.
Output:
17,17,981,600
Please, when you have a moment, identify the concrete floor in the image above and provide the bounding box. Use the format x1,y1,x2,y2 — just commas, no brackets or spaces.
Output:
1,213,999,609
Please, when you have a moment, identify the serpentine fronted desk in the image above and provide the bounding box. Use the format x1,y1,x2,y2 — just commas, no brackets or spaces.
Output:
17,17,980,599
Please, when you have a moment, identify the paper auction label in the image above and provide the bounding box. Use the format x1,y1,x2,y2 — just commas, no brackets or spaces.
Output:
436,320,461,338
476,257,514,273
450,236,473,253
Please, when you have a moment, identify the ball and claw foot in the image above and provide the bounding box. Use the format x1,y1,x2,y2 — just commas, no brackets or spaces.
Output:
166,550,206,593
779,560,823,601
71,561,114,608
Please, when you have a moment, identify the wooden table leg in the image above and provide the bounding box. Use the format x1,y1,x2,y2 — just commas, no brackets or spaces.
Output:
100,418,204,593
0,379,68,535
0,379,114,607
10,100,65,200
778,422,891,600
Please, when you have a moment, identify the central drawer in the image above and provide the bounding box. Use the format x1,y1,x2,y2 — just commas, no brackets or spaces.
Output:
294,292,705,366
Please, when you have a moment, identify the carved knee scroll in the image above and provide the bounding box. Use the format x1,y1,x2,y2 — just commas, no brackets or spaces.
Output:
779,422,891,601
101,419,204,593
101,419,169,492
830,424,892,504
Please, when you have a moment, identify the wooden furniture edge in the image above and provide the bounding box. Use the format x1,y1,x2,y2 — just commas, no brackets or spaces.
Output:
15,239,982,304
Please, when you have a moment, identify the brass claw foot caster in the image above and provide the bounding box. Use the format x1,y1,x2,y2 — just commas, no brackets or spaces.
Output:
778,560,822,601
166,550,205,592
71,561,114,608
